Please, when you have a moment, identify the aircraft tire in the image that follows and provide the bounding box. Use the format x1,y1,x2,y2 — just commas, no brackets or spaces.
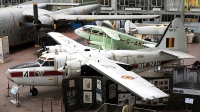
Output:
31,88,38,96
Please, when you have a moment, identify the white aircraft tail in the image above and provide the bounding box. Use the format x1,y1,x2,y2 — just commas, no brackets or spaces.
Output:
101,20,115,30
124,20,138,33
156,18,187,52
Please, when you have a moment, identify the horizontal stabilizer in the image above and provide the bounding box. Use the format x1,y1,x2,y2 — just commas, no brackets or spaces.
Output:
143,44,156,48
161,50,196,59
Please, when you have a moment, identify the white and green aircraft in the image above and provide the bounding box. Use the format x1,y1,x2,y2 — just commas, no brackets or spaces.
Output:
75,22,157,50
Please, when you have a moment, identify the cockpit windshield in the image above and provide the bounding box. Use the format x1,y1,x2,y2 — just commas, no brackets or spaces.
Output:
82,26,88,31
82,26,92,32
36,58,45,64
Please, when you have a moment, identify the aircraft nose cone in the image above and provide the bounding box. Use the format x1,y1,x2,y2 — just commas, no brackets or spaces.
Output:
5,70,14,82
74,28,81,35
57,67,67,73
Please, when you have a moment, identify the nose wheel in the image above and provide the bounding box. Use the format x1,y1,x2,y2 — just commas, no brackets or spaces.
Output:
30,86,38,96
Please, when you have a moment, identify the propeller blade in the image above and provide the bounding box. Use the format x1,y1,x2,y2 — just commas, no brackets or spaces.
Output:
34,32,40,47
17,22,33,27
63,63,67,69
33,2,38,23
40,24,57,30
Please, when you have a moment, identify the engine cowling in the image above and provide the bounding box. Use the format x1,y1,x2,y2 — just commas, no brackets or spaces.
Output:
38,15,54,32
66,60,81,78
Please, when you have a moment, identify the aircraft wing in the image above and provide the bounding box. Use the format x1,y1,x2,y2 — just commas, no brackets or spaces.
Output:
22,8,52,17
160,50,196,59
86,58,168,100
47,32,96,52
102,28,120,40
53,15,160,21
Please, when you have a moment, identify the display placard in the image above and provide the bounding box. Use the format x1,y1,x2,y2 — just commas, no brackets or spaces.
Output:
185,98,194,104
11,85,18,95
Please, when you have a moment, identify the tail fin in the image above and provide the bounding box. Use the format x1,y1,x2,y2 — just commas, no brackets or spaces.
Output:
156,18,187,52
101,20,115,30
125,20,138,33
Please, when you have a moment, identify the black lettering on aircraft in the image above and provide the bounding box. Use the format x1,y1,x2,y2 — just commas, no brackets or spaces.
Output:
134,41,138,46
126,39,130,44
21,33,27,41
30,32,36,39
138,42,144,46
21,32,36,41
23,71,29,77
138,61,161,69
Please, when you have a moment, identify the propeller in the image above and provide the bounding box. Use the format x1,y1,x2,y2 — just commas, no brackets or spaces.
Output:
58,66,67,73
16,2,56,47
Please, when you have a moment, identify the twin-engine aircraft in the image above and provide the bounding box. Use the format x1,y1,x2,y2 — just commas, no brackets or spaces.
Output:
75,24,157,50
0,0,159,47
5,19,195,100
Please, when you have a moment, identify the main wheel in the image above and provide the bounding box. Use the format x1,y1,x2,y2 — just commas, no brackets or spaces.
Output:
30,88,38,96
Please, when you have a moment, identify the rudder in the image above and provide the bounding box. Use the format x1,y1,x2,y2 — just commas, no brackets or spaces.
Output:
156,18,187,52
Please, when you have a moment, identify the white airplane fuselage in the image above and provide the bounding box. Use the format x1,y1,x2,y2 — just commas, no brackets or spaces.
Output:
136,26,166,35
6,48,177,86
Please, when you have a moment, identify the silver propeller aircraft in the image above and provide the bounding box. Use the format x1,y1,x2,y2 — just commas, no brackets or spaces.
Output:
0,0,159,47
124,20,167,35
5,19,195,100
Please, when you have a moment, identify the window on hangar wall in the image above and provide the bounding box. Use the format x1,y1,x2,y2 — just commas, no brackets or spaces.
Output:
184,15,198,22
73,0,88,3
100,0,111,6
162,14,175,22
151,0,164,10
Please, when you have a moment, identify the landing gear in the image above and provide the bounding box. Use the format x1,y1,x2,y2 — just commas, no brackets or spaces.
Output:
30,86,38,96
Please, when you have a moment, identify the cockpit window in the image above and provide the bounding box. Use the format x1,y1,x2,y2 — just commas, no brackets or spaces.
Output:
92,30,99,33
36,58,44,64
87,27,92,32
42,61,54,66
99,32,103,36
82,26,88,31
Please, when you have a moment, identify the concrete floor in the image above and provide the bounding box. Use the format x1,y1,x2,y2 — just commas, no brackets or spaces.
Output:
0,31,199,112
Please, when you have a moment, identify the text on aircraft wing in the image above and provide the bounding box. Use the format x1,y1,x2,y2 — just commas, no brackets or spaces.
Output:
86,59,168,100
102,28,120,40
53,15,160,21
47,32,96,52
160,50,196,59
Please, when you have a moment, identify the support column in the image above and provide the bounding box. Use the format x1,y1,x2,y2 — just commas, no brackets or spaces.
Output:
111,0,117,15
181,0,185,23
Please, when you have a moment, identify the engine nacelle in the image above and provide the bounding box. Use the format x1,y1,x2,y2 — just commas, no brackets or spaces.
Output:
45,45,66,54
67,60,81,78
38,15,54,32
